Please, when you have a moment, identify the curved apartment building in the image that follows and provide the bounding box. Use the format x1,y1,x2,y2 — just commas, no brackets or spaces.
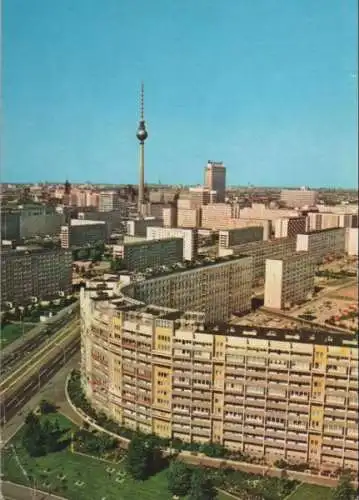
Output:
80,260,358,472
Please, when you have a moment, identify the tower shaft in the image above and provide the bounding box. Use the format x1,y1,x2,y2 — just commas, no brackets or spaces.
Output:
138,142,145,213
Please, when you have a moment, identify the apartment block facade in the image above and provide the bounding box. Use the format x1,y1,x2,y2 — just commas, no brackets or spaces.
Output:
296,228,346,264
345,228,358,256
274,217,307,239
219,226,264,248
220,237,297,284
1,247,72,305
146,226,198,261
264,253,315,309
124,255,253,322
80,288,358,472
112,238,183,271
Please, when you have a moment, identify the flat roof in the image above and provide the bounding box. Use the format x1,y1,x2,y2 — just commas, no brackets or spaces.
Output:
69,219,106,226
131,254,251,280
122,237,183,248
203,321,357,348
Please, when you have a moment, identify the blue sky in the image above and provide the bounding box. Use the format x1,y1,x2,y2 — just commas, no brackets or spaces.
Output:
3,0,357,187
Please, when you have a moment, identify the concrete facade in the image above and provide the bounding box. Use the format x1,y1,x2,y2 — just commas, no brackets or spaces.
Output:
264,253,315,309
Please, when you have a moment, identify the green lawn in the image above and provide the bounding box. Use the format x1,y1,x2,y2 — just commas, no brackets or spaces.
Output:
289,483,333,500
0,323,34,348
2,413,175,500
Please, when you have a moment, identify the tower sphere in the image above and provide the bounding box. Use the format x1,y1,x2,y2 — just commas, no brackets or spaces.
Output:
136,121,148,141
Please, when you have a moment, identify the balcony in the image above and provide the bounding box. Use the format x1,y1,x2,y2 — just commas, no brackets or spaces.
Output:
266,401,287,411
245,398,266,408
192,391,211,401
223,432,242,442
224,395,244,405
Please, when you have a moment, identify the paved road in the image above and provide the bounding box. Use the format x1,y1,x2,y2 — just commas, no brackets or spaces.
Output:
1,353,81,500
1,353,81,447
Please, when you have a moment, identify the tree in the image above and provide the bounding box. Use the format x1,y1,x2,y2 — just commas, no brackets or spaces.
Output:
167,461,192,497
77,249,89,261
39,399,57,415
22,413,46,457
110,258,124,272
188,469,217,500
333,473,356,500
126,435,154,480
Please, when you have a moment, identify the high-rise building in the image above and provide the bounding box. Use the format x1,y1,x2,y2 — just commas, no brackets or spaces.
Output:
296,228,346,263
99,191,122,212
123,255,253,322
60,219,108,249
264,253,315,309
219,227,264,248
1,247,72,305
112,238,183,271
146,226,198,261
80,282,358,472
204,161,226,202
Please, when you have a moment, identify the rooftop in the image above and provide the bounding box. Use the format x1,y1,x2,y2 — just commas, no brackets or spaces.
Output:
133,254,251,280
69,219,106,226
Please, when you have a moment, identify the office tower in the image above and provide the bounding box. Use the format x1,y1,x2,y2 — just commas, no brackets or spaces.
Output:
136,83,148,215
204,161,226,202
60,219,108,249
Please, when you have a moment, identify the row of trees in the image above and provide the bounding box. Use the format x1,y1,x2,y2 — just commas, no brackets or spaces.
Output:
73,241,106,262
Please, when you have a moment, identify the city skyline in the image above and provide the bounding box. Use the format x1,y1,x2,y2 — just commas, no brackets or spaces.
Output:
3,0,358,188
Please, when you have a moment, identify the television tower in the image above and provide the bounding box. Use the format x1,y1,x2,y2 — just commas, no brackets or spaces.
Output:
136,82,148,215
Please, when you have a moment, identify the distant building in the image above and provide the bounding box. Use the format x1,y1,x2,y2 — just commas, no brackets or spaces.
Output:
78,210,126,233
204,161,226,202
219,227,264,248
1,247,72,305
177,208,201,228
1,206,65,242
126,217,162,237
264,253,315,309
99,191,123,212
280,188,318,208
163,206,177,227
146,226,198,261
60,220,107,249
112,238,183,271
274,216,307,238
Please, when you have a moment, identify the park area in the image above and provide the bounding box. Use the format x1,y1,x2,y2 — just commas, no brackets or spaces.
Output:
1,410,237,500
0,322,34,348
289,483,334,500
